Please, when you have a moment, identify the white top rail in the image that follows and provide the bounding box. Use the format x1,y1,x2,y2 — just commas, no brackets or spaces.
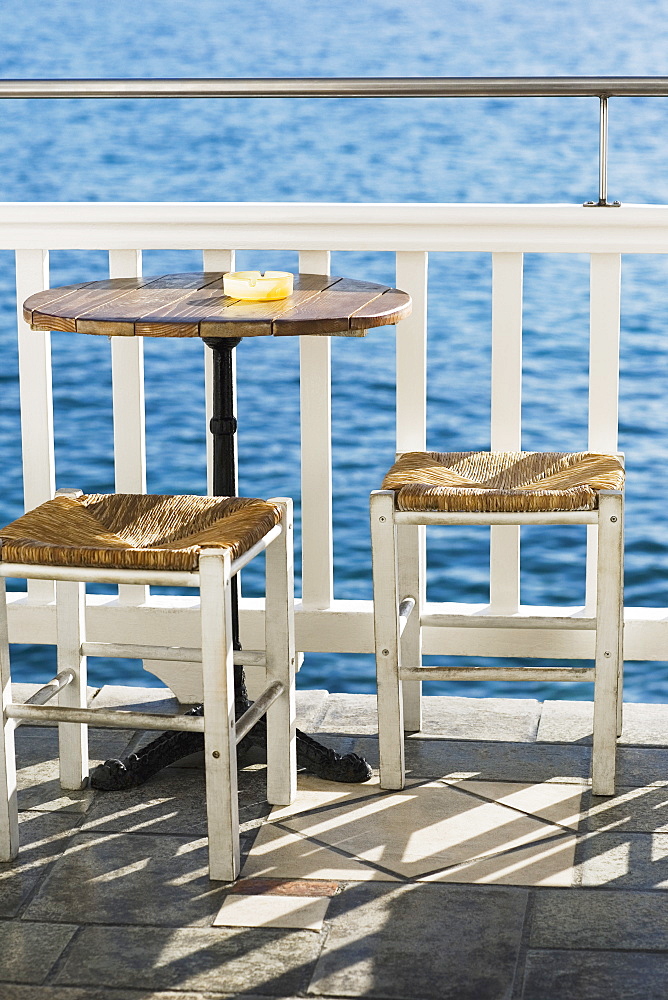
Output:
4,203,668,252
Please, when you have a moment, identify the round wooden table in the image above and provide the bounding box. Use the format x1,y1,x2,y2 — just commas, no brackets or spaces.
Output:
23,272,412,787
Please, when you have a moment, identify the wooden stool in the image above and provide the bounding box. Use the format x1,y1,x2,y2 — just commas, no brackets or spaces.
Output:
371,451,625,796
0,490,296,881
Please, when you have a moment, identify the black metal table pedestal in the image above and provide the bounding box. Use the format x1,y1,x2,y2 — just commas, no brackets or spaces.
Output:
89,338,371,790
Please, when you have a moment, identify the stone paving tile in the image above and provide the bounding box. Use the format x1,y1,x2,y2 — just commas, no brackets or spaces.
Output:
256,776,581,886
0,988,247,1000
616,746,668,787
23,830,230,926
54,924,323,995
521,949,668,1000
0,920,77,984
530,887,668,949
0,811,83,918
350,735,592,783
314,693,541,741
0,990,334,1000
81,767,209,837
309,882,528,1000
577,830,668,888
81,760,273,838
15,727,135,813
537,700,668,747
584,784,668,833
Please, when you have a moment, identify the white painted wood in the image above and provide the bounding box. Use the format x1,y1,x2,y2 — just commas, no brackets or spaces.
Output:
617,498,625,737
395,510,599,526
401,665,595,681
264,498,296,805
0,579,19,860
1,204,656,708
586,254,622,612
394,252,427,732
299,249,332,609
397,523,423,732
421,612,597,630
370,490,404,789
7,592,667,660
395,252,427,453
199,550,239,881
6,202,668,254
592,491,624,796
490,252,523,614
7,703,205,731
109,250,148,606
0,562,200,587
15,248,54,603
55,580,88,789
81,641,266,666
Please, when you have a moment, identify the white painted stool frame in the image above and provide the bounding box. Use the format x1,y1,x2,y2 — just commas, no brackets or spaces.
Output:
370,487,624,797
0,496,296,883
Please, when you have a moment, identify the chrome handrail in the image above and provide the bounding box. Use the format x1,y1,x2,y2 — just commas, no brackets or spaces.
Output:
1,77,668,98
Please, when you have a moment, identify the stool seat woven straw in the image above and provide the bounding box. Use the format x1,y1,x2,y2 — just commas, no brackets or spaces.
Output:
371,450,625,798
0,491,296,882
382,451,625,513
0,493,283,572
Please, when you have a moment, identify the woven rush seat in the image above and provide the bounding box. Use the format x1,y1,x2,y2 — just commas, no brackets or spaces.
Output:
0,493,283,572
381,450,625,513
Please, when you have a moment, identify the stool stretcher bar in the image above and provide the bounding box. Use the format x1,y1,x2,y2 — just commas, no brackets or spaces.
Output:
394,511,599,526
13,669,75,729
420,613,598,630
234,680,285,745
7,679,287,739
5,704,206,731
401,665,596,682
0,563,200,588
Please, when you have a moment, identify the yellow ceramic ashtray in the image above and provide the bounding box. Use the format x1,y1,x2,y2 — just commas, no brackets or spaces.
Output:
223,270,294,301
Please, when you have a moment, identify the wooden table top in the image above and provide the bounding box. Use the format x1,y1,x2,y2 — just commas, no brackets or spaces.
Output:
23,272,412,339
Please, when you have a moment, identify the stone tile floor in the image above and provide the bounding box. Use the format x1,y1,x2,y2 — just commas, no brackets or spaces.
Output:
3,686,668,999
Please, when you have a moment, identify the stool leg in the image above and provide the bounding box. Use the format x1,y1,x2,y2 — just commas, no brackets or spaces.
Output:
616,501,625,738
398,523,423,733
0,579,19,861
592,492,624,796
371,490,404,790
56,581,88,790
265,499,296,806
200,550,239,882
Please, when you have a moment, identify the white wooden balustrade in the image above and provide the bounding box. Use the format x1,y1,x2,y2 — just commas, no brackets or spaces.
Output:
2,202,667,702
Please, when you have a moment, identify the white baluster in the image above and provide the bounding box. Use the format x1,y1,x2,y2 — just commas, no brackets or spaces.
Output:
586,253,622,612
490,252,524,614
109,250,147,605
395,252,428,730
15,249,54,602
299,250,332,609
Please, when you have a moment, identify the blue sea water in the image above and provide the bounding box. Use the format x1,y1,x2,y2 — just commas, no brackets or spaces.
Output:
1,0,668,702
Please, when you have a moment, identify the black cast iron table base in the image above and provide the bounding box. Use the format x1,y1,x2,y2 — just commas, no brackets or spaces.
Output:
90,337,371,790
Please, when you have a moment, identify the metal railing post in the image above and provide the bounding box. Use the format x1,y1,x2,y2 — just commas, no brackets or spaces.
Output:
584,95,621,207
